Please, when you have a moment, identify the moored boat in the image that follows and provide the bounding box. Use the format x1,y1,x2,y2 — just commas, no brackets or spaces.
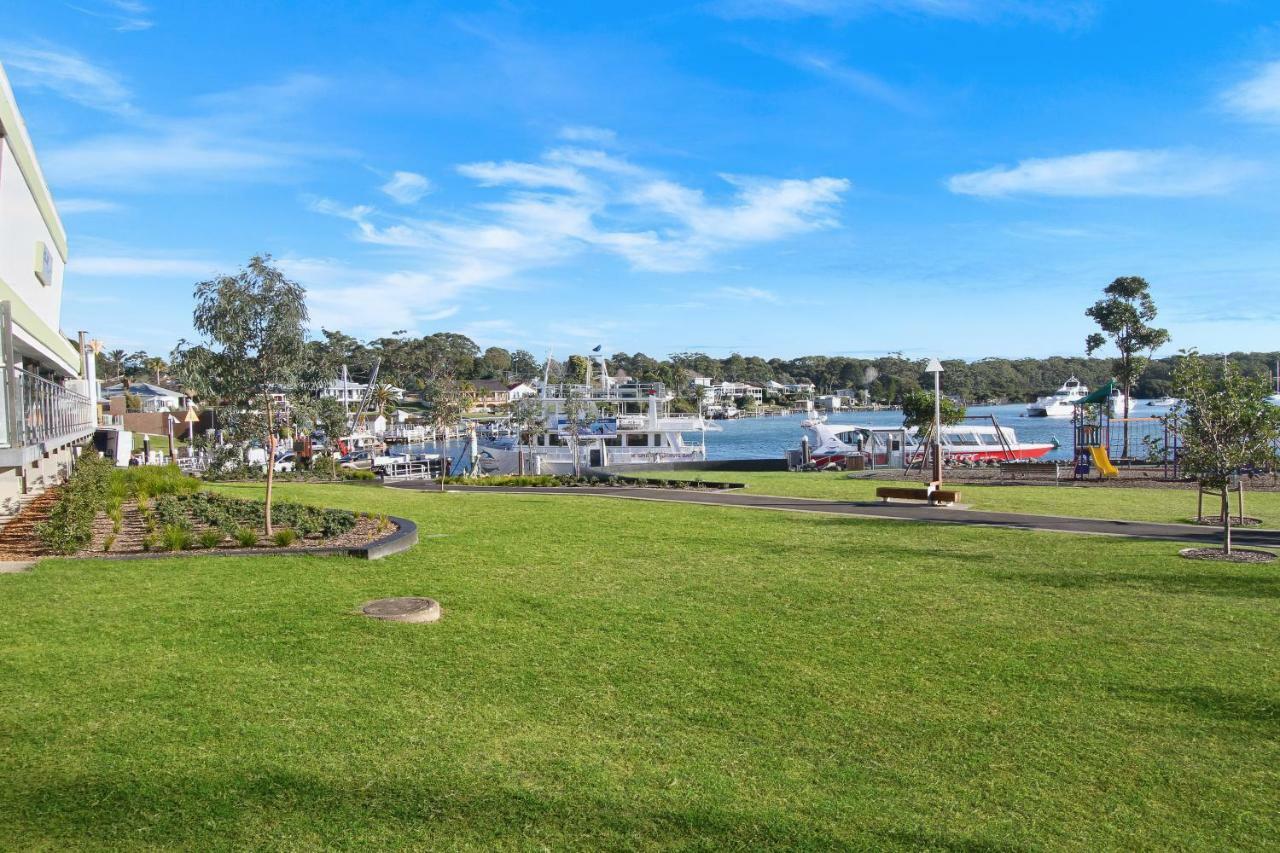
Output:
801,418,1053,467
1026,377,1088,417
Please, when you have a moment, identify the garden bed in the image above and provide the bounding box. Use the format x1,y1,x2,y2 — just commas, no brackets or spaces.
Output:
11,456,415,561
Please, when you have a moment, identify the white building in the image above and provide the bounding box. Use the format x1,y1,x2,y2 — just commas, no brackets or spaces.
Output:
0,62,96,520
708,381,764,404
319,377,405,405
103,382,185,413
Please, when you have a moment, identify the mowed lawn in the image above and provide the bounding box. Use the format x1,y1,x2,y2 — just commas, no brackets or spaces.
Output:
634,470,1280,526
1,482,1277,849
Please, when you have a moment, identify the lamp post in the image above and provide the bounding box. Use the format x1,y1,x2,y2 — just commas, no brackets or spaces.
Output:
924,358,944,491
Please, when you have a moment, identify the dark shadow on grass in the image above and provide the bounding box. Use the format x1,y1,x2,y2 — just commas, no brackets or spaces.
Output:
1109,684,1280,727
0,772,860,849
978,568,1280,600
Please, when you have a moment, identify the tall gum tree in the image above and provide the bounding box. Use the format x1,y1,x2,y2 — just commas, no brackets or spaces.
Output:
1085,276,1170,457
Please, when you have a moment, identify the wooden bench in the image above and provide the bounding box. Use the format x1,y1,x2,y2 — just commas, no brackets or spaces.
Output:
875,486,961,505
998,461,1065,483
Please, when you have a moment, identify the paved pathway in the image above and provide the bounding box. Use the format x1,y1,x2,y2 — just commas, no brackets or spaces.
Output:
390,482,1280,548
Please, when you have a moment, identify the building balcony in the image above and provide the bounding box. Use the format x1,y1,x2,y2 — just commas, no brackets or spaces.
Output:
0,367,96,465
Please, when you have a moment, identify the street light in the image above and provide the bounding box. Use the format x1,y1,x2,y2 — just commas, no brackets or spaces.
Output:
924,358,944,490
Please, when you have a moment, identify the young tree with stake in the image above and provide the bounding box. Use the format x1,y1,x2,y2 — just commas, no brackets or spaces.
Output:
1169,351,1280,555
172,255,311,535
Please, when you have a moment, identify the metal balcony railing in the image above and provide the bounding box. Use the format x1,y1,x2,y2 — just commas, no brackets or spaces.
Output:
0,368,96,449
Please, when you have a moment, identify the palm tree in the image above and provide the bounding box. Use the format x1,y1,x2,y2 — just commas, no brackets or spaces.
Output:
145,356,167,384
369,382,399,418
105,349,128,381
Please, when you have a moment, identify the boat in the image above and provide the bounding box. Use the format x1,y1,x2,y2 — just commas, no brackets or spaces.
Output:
1026,377,1088,417
1147,396,1179,407
1107,386,1130,417
476,352,714,475
801,418,1054,468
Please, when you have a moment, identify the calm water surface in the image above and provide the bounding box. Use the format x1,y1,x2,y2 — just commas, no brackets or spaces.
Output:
690,401,1172,462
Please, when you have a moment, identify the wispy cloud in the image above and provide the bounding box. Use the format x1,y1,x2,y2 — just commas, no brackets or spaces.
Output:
58,197,124,214
717,286,779,302
710,0,1095,27
1221,60,1280,125
67,0,154,32
786,53,918,113
18,48,344,190
558,125,617,145
380,171,432,204
305,137,849,333
0,43,134,113
70,255,220,277
946,149,1258,198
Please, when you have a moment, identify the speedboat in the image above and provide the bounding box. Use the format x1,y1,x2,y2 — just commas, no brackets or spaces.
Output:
801,419,1054,467
1148,396,1179,407
1026,377,1088,417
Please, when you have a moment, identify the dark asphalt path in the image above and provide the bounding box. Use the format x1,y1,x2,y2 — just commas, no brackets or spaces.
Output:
388,483,1280,548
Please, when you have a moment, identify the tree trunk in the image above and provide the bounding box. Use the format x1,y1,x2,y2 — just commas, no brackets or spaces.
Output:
438,426,446,492
1121,382,1131,460
1221,488,1231,555
263,391,276,532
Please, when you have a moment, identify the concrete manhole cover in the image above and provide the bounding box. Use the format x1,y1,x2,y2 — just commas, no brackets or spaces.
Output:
361,597,442,623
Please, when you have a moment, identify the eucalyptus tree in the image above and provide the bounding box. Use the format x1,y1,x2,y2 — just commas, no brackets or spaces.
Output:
422,374,476,489
1169,351,1280,555
171,255,313,534
509,394,548,475
1086,276,1170,456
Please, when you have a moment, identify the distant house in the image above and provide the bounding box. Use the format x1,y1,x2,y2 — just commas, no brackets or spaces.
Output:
103,382,186,412
318,379,404,406
470,379,537,410
707,381,764,403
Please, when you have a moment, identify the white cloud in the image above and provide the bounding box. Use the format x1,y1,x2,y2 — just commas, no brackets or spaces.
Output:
70,256,220,277
558,125,617,145
1222,60,1280,124
0,44,134,113
946,149,1256,198
717,286,779,302
69,1,154,31
711,0,1094,26
305,139,850,330
45,130,312,188
58,197,124,214
380,171,432,204
457,160,592,193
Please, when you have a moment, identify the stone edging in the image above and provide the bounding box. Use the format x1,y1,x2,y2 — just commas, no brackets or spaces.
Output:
62,515,419,563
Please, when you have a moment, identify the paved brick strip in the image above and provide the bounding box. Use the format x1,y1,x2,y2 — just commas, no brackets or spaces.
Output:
390,482,1280,549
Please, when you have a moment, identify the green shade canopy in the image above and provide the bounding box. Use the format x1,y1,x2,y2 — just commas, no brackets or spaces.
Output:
1076,380,1115,407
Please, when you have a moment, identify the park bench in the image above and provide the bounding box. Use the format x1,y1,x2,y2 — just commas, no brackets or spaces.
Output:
999,460,1065,483
875,486,961,506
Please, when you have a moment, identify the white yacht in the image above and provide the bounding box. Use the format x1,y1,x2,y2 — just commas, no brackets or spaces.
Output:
1026,377,1088,417
1107,386,1130,418
477,354,713,475
800,417,1054,468
1148,396,1179,407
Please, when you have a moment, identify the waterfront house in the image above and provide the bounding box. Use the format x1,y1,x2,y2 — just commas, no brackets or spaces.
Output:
0,62,97,520
470,379,536,411
103,381,186,412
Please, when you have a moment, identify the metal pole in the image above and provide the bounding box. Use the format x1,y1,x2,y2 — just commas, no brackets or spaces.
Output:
932,368,943,487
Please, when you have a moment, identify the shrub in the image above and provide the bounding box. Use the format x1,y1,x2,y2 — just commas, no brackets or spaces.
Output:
103,533,116,552
141,533,160,552
197,529,223,549
161,524,194,551
234,527,259,548
35,452,114,554
272,528,297,547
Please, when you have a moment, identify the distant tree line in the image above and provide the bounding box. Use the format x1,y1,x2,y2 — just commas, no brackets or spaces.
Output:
290,331,1278,406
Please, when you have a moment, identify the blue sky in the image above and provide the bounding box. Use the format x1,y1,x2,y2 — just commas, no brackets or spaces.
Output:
3,0,1279,361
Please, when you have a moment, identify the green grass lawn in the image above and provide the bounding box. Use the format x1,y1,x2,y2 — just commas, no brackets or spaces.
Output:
1,482,1277,849
632,469,1280,526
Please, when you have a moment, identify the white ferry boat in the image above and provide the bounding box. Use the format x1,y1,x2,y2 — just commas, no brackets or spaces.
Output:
1026,377,1088,417
802,418,1053,467
477,361,712,474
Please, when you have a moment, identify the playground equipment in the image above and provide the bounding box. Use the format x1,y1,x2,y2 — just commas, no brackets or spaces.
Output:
1073,380,1181,480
